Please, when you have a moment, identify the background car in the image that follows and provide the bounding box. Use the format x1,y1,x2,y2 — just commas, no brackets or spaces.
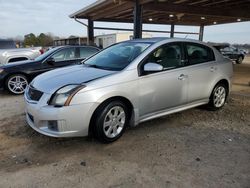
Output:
219,46,245,64
0,39,16,49
0,39,43,65
0,45,99,94
211,43,245,64
213,44,246,64
24,38,233,143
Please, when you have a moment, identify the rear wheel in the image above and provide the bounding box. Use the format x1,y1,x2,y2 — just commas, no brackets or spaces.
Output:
5,74,28,95
93,101,128,143
208,83,228,110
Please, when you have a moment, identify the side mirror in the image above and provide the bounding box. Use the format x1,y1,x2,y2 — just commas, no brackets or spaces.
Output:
46,57,55,65
144,62,163,72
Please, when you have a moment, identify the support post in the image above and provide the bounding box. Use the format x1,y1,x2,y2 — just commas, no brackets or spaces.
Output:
88,19,94,45
170,23,175,38
133,0,142,39
199,25,204,41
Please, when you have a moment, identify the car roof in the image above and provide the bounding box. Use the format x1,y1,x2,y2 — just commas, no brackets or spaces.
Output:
124,37,218,48
54,45,99,49
128,37,169,43
123,37,211,46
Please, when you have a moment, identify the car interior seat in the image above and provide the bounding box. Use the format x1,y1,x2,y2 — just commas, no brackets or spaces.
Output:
161,47,180,68
189,50,204,64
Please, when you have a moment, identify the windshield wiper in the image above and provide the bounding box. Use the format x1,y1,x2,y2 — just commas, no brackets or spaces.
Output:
84,64,103,69
84,64,119,71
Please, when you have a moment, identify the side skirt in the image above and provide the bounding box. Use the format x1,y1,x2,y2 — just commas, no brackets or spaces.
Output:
138,100,209,124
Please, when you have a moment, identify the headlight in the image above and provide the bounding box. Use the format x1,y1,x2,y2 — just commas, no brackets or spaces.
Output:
0,68,4,74
49,84,85,107
2,52,8,57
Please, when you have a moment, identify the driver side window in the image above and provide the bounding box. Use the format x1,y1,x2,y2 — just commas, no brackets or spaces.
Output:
144,43,183,70
52,48,76,62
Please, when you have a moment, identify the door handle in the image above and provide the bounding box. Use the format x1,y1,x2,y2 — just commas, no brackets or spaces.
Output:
210,67,217,72
178,74,188,80
181,59,188,64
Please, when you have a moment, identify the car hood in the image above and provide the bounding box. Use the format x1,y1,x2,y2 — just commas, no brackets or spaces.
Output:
31,65,116,94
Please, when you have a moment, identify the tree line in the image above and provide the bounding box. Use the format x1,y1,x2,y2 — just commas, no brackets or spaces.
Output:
23,33,58,47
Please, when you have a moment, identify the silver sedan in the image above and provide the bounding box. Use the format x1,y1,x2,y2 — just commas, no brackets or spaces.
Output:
24,38,233,143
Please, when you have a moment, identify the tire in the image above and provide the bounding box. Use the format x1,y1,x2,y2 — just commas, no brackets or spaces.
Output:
5,74,28,95
207,83,228,111
93,100,129,143
236,56,243,64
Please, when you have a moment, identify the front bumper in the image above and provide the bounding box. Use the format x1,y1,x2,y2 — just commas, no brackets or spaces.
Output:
0,73,6,90
24,93,99,137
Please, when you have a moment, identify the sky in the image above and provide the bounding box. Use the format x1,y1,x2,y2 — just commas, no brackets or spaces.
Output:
0,0,250,44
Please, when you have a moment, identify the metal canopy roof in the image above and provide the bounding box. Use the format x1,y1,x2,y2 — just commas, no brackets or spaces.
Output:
70,0,250,26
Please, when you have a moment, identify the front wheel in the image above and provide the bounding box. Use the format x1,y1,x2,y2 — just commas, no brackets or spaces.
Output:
5,74,28,95
208,83,228,110
93,101,129,143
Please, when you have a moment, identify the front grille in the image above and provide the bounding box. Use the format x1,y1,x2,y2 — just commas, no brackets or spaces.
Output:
27,86,43,101
48,121,58,131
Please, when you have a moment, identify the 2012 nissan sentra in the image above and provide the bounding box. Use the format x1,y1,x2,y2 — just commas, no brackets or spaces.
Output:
24,38,233,143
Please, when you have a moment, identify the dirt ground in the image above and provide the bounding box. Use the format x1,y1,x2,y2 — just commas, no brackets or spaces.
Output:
0,57,250,188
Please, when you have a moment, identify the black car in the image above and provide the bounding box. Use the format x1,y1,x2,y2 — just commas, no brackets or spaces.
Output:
0,46,99,94
220,46,245,64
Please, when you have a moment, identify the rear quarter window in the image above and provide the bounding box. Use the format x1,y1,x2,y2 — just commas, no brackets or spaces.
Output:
185,43,215,65
80,47,99,59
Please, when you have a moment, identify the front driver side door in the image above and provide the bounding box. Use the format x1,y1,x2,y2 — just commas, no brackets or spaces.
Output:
138,42,188,118
42,47,77,72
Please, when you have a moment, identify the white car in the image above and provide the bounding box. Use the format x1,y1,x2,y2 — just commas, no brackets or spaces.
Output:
0,39,42,64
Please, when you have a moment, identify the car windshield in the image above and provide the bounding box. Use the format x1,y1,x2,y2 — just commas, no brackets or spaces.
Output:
84,42,152,71
34,47,59,61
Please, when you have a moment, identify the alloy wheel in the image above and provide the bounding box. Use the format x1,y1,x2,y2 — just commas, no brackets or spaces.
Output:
213,86,226,108
7,75,28,94
238,57,243,63
103,106,126,138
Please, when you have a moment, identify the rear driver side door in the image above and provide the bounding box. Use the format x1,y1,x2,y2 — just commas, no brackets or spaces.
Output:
42,47,78,72
183,42,218,103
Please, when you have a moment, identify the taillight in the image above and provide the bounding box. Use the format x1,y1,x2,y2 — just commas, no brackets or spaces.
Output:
39,49,44,54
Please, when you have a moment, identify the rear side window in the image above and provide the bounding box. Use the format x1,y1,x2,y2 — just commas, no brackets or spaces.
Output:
221,47,236,52
186,43,215,65
80,47,99,59
52,48,76,62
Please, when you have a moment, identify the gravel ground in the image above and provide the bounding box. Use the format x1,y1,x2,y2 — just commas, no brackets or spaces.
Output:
0,57,249,188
